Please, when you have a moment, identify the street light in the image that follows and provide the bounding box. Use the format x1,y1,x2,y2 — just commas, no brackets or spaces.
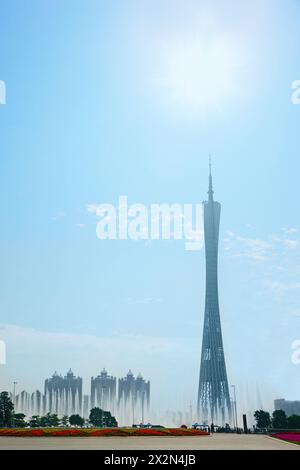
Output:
13,381,18,404
13,381,18,428
231,385,238,431
141,390,146,425
132,394,135,427
230,396,236,429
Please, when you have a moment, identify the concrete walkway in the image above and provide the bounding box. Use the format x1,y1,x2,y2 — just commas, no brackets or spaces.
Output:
0,434,299,450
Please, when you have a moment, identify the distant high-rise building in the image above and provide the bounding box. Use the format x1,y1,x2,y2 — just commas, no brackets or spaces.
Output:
91,368,116,414
118,369,135,407
118,370,150,406
44,369,82,416
31,390,42,416
135,373,150,410
12,368,150,424
82,394,90,418
19,390,30,415
14,390,42,416
118,370,150,424
197,161,231,425
274,398,300,416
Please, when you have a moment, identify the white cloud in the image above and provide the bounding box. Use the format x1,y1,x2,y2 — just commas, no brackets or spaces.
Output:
265,281,300,293
125,297,163,305
272,234,299,250
51,211,66,221
0,323,177,358
224,233,273,262
283,239,299,249
224,229,300,262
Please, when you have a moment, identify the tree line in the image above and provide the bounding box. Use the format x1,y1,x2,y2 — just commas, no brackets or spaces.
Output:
254,409,300,430
0,391,117,428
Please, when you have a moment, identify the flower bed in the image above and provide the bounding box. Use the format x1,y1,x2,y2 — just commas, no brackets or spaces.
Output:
271,432,300,444
0,427,209,437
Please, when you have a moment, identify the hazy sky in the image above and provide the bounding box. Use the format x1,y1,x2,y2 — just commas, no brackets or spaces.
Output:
0,0,300,419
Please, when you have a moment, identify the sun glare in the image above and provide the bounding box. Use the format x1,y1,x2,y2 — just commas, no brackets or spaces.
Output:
158,34,241,116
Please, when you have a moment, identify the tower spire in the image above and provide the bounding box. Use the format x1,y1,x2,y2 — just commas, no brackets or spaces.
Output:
198,159,231,425
208,155,214,201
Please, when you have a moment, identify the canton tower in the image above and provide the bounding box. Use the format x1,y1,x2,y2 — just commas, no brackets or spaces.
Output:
197,160,231,425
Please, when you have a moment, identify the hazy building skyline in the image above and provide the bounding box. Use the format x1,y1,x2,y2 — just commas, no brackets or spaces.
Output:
274,399,300,417
12,368,150,425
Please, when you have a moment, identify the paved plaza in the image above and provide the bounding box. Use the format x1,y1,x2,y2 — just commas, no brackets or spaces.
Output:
0,434,299,450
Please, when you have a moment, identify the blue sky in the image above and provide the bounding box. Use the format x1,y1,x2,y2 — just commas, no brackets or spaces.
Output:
0,0,300,421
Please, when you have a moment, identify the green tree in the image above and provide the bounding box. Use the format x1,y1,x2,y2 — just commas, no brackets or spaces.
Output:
40,413,60,427
61,415,69,427
14,413,26,428
272,410,287,429
29,415,41,427
103,411,118,428
39,415,49,427
51,414,60,427
0,391,14,427
48,413,60,427
89,408,117,427
89,407,104,427
287,415,300,429
69,414,85,427
39,414,47,427
254,410,271,429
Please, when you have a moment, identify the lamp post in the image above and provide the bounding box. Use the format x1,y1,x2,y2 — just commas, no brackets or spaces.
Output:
132,394,135,427
12,381,18,428
231,385,238,431
141,390,145,425
231,396,236,429
13,381,17,404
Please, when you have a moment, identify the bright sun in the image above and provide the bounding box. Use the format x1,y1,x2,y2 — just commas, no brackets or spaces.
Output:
158,33,241,116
